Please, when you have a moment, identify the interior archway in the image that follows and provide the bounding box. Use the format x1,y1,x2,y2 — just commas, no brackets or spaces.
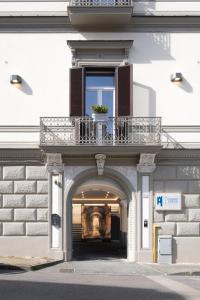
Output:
72,177,128,260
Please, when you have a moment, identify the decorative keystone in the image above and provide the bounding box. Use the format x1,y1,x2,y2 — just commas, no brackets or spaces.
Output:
95,154,106,176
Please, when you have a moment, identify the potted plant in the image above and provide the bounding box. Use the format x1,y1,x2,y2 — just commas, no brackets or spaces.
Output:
91,105,109,122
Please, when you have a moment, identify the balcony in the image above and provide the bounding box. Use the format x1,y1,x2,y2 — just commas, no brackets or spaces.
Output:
67,0,133,27
40,117,161,155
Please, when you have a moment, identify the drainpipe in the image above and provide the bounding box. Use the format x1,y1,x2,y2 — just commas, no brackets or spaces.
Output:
153,224,161,263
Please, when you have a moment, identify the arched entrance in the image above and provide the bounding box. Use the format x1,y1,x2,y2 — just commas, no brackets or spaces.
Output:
72,177,128,260
64,168,136,261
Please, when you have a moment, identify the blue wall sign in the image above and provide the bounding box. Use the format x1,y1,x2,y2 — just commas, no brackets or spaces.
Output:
155,193,182,210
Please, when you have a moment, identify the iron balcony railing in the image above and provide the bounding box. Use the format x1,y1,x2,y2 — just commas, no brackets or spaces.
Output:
69,0,132,6
40,117,161,147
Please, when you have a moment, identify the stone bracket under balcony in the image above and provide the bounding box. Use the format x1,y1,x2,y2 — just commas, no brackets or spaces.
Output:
68,2,133,27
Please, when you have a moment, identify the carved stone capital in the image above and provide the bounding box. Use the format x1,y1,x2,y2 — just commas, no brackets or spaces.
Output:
46,153,64,174
95,154,106,176
137,153,156,173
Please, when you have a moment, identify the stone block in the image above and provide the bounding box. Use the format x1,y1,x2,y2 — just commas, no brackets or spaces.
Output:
154,181,164,193
3,166,25,180
14,181,36,194
26,223,48,236
0,195,2,208
3,222,25,236
189,181,200,194
26,195,48,208
165,211,188,222
154,211,164,222
14,209,36,221
165,181,188,193
177,223,199,236
177,166,200,180
0,222,2,235
26,166,48,180
37,181,48,194
154,166,176,180
183,194,200,208
189,209,200,222
0,181,13,194
0,209,13,221
3,195,25,208
156,222,176,235
37,209,48,221
0,167,2,180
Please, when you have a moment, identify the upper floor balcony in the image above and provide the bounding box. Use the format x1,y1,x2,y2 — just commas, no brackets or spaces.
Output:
67,0,134,27
40,116,161,154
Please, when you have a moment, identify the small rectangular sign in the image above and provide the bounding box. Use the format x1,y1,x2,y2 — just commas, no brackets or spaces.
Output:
155,193,182,211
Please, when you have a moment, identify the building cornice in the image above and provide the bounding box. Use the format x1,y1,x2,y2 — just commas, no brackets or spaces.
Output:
1,16,200,32
0,148,199,165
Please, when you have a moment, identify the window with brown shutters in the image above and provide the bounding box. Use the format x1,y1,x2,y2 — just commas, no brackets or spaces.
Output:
116,65,132,116
70,67,85,116
70,65,132,117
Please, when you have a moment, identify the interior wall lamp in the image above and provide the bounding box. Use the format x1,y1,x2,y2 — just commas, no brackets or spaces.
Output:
10,75,22,84
171,72,183,83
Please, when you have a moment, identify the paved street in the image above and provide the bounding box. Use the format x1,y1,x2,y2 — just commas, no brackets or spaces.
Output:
0,260,200,300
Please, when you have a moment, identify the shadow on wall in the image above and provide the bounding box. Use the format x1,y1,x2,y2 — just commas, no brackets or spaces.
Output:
0,280,185,300
133,0,156,12
130,33,174,63
178,77,193,94
16,79,33,95
133,82,156,117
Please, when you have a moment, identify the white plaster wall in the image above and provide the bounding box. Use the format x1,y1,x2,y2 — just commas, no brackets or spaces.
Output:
0,31,200,129
0,2,200,16
0,33,73,125
133,2,200,15
131,32,200,126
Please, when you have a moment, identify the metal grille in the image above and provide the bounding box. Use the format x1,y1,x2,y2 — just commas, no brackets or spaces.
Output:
69,0,131,7
40,117,161,146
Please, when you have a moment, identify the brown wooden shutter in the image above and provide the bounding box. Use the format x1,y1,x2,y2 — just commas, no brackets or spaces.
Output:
116,65,133,116
70,67,84,116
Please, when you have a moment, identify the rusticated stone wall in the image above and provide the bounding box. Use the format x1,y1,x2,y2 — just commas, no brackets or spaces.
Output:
153,165,200,237
0,166,48,237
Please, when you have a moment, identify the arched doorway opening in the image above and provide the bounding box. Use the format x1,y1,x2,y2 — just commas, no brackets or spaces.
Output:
64,167,136,262
72,177,127,260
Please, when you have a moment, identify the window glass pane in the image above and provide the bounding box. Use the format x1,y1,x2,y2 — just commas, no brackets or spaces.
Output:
86,75,114,88
102,91,114,117
85,91,98,117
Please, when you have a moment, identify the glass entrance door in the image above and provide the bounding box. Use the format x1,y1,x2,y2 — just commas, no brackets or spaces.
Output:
84,71,115,144
85,73,115,117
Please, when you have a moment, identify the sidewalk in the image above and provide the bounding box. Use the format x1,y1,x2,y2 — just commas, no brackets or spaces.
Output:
41,259,200,276
145,263,200,276
0,256,200,276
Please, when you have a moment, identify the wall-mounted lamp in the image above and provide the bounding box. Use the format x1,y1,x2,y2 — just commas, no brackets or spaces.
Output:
171,72,183,83
10,75,22,84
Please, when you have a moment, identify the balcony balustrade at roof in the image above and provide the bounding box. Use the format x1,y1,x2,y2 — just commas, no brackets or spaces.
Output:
40,116,162,156
67,0,134,27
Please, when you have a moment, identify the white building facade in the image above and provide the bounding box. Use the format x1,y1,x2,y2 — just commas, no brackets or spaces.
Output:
0,0,200,263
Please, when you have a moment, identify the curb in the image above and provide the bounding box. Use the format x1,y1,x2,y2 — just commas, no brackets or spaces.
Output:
0,259,63,272
169,271,200,276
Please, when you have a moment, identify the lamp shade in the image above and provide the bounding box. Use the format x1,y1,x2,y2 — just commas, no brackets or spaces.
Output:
10,75,22,84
